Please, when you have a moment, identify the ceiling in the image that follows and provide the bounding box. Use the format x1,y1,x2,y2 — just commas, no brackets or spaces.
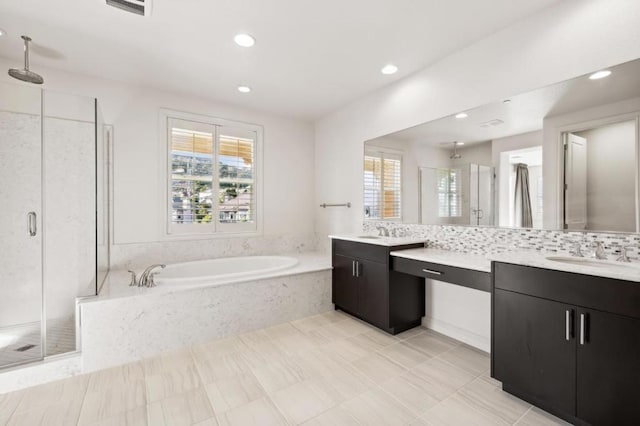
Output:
389,58,640,146
0,0,559,120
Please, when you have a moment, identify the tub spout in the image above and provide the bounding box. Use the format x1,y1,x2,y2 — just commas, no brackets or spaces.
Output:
139,264,166,288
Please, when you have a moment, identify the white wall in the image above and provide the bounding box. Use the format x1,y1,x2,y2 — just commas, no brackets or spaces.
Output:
575,120,636,232
0,58,317,251
543,96,640,229
315,0,640,351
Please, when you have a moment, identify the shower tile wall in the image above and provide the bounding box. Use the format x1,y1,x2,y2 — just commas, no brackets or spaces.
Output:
0,110,42,329
43,92,97,356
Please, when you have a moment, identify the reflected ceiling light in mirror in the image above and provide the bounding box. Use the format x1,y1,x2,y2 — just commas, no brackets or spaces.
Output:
234,33,256,47
0,28,5,37
381,64,398,75
237,85,251,93
455,112,468,119
589,70,611,80
503,99,511,104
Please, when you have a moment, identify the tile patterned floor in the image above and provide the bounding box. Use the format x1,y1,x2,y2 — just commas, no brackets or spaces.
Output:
0,311,571,425
0,317,76,367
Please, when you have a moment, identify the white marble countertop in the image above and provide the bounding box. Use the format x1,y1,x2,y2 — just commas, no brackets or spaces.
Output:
85,251,332,303
329,234,427,247
390,248,492,273
489,251,640,282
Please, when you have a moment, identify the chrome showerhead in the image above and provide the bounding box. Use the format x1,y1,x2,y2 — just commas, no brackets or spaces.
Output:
8,36,44,84
449,141,462,159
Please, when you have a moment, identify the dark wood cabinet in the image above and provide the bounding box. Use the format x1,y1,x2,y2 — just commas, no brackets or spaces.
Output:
493,289,576,417
331,239,424,334
493,262,640,425
576,309,640,425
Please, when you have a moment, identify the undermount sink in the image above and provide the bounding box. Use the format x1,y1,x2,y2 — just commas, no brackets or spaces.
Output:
357,235,381,239
545,256,639,271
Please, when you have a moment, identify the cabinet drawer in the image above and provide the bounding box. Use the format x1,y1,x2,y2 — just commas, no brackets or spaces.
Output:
333,239,388,264
392,256,490,292
494,262,640,320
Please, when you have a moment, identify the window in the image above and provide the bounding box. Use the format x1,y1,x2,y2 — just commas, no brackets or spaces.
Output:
437,168,462,217
164,111,261,236
364,151,401,220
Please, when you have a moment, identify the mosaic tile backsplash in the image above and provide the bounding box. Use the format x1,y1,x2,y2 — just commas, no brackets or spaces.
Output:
364,221,640,259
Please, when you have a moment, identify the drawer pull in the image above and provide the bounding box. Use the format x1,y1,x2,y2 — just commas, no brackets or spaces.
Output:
422,268,442,276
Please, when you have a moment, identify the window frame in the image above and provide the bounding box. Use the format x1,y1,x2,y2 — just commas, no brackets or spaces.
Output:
363,148,403,222
160,108,263,239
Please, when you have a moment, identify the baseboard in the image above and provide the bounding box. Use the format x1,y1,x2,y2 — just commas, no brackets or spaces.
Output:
422,316,490,352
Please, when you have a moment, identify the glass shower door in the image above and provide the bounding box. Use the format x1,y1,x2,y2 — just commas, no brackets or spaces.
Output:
0,83,43,367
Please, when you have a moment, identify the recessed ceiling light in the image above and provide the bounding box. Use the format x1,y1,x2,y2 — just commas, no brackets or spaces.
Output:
589,70,611,80
234,33,255,47
381,64,398,75
455,112,468,119
237,85,251,93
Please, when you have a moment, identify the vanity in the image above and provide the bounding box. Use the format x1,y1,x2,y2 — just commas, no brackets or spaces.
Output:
331,235,640,424
491,256,640,425
330,235,491,334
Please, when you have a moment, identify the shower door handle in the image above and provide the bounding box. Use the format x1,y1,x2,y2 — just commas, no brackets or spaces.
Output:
27,212,37,236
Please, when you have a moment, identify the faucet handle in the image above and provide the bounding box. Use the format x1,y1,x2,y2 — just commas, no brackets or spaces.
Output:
591,241,607,260
617,245,635,263
147,273,158,288
127,270,138,287
570,241,584,257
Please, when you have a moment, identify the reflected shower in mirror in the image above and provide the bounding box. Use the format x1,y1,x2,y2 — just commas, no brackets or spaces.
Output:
364,57,640,233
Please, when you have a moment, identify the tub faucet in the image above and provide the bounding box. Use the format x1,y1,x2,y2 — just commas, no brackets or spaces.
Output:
138,264,166,288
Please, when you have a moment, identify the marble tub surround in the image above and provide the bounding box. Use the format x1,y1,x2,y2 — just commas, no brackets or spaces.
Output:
0,312,569,426
489,251,640,282
365,220,640,259
110,233,319,270
98,251,330,301
80,265,332,371
328,234,427,247
391,248,492,273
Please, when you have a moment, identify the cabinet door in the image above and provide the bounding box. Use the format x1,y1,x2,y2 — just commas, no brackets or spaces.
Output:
358,259,389,329
577,309,640,424
493,289,576,416
332,254,359,314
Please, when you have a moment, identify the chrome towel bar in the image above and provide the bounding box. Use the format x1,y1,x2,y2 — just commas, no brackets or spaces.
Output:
320,202,351,208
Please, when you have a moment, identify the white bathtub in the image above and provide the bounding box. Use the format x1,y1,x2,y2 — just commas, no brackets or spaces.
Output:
155,255,299,285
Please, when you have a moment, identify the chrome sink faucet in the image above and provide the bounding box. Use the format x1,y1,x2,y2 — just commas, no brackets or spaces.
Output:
377,225,390,237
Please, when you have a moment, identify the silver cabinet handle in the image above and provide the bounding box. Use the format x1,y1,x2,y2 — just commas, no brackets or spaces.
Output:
565,310,571,341
352,260,355,277
580,313,586,345
355,261,360,278
422,269,442,276
27,212,37,236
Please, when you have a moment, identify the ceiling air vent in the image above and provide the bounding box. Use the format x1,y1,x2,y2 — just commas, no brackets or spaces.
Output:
479,119,504,128
106,0,150,16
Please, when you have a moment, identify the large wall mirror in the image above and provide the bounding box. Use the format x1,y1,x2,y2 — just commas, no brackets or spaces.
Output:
364,58,640,233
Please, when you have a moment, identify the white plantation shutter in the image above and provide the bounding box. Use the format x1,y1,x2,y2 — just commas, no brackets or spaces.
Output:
437,168,462,217
166,115,259,235
364,150,402,220
217,127,256,231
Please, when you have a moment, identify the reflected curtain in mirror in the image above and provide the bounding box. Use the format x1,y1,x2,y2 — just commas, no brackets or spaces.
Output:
514,163,533,228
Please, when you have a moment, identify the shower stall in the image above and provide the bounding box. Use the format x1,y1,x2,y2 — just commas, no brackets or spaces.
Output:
0,81,109,369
